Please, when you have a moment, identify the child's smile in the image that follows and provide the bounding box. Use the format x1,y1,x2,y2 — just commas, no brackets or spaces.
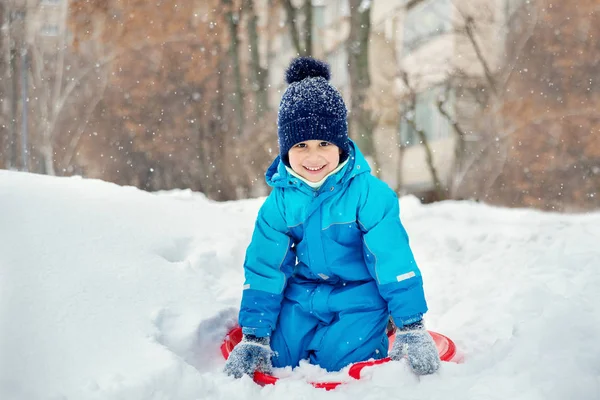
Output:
304,164,326,173
288,140,341,182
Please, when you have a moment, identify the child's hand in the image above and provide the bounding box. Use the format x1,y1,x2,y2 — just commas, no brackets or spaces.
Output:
389,320,441,375
223,334,273,378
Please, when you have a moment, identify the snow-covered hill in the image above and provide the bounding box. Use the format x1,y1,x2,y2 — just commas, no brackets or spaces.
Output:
1,170,599,400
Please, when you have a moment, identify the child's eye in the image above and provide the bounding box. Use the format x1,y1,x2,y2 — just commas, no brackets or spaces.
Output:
295,143,307,148
319,141,330,147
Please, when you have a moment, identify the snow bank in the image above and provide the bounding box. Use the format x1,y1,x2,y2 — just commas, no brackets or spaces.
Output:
1,170,599,400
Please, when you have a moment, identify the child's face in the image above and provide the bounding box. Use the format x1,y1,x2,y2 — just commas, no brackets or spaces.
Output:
288,140,341,182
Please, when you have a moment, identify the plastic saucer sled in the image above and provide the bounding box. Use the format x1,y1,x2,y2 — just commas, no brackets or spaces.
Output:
221,326,461,390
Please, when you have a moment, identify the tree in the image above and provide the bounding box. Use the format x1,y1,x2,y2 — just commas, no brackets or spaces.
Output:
222,0,245,134
0,4,23,170
392,0,599,211
280,0,312,56
244,0,269,117
398,71,447,200
0,0,117,176
27,20,111,176
68,0,228,192
346,0,377,169
390,0,532,202
67,0,278,200
490,0,600,211
0,3,7,168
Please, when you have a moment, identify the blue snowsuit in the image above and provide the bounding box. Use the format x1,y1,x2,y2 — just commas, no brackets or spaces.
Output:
239,141,428,371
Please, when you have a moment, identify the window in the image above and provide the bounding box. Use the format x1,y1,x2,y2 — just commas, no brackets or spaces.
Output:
403,0,452,53
399,86,454,147
313,5,326,30
40,24,60,37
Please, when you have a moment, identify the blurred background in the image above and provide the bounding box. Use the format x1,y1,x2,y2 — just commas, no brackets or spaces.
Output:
0,0,598,211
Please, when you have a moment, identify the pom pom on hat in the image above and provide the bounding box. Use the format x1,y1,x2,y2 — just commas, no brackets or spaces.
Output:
277,57,349,166
285,57,331,84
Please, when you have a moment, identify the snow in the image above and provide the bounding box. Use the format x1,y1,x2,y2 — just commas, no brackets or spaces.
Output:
1,170,600,400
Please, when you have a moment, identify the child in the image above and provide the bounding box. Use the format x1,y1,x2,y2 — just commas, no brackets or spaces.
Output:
224,57,440,378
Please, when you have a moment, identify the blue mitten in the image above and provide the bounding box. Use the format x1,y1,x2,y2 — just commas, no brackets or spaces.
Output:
223,334,273,378
389,320,441,375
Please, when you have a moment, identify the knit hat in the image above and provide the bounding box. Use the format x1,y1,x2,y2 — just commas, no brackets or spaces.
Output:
277,57,350,166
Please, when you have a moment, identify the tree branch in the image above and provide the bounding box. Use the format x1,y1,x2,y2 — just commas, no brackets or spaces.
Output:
403,117,447,200
464,16,497,95
61,68,109,170
399,71,447,200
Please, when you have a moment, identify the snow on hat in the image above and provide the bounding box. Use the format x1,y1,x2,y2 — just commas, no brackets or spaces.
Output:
277,57,349,166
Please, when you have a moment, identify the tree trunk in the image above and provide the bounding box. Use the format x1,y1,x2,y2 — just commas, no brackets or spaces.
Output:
7,10,20,169
281,0,312,56
346,0,377,168
398,70,447,200
464,17,497,95
301,0,312,56
40,130,56,175
222,0,245,135
404,117,447,200
0,3,8,168
281,0,303,56
436,95,467,197
244,0,269,117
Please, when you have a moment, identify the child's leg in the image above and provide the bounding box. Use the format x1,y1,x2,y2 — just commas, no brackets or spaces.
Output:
270,298,321,368
309,308,389,372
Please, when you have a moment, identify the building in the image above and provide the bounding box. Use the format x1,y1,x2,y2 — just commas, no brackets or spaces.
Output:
33,0,69,51
7,0,68,51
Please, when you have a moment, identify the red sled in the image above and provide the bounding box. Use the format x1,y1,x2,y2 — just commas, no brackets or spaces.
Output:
221,326,461,390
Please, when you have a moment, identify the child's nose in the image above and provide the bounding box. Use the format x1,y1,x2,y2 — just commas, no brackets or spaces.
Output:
306,148,322,159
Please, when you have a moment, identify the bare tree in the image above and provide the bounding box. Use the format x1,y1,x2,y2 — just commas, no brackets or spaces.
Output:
393,1,540,202
346,0,377,169
222,0,245,135
442,1,540,200
280,0,312,56
0,0,117,176
65,0,278,200
28,34,111,174
243,0,269,117
0,4,23,170
0,3,11,168
398,71,447,200
397,0,598,211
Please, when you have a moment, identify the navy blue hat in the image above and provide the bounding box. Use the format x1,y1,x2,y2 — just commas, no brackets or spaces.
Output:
277,57,349,165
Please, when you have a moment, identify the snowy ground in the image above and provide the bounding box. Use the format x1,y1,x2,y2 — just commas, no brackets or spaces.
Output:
1,170,599,400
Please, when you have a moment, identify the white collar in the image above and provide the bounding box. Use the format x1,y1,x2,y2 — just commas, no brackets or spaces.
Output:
285,159,349,189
